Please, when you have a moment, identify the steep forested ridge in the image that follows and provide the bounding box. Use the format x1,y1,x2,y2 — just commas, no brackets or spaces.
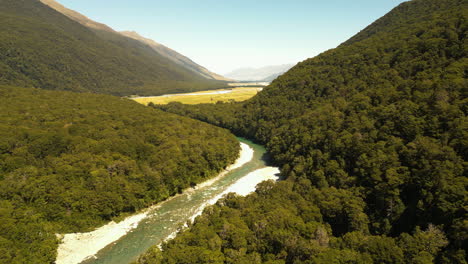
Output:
0,85,239,263
0,0,225,96
142,0,467,263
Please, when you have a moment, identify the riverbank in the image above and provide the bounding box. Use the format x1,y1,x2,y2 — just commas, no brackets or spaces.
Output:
55,142,253,264
195,143,253,190
189,166,280,223
55,213,149,264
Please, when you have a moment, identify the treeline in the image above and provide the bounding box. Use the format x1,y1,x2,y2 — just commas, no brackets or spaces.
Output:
0,85,239,263
141,0,467,263
0,0,226,96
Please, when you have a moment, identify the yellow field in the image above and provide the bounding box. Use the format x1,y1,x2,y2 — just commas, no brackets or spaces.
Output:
132,87,262,105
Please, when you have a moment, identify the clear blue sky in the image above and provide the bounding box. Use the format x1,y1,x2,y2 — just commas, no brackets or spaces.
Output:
58,0,407,74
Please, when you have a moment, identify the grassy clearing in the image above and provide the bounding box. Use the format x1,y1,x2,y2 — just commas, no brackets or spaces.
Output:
132,87,262,105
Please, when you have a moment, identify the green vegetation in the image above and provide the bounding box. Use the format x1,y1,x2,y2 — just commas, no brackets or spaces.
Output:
0,85,239,263
0,0,225,96
142,0,467,263
133,88,263,105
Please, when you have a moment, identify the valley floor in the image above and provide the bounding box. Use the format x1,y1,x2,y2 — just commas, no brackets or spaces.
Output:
132,87,263,105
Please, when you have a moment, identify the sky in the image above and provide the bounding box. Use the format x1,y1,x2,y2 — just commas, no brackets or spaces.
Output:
58,0,407,74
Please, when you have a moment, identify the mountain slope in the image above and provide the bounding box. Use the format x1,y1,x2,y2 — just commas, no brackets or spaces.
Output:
40,0,230,82
145,0,467,262
0,0,224,96
225,64,294,81
120,31,231,81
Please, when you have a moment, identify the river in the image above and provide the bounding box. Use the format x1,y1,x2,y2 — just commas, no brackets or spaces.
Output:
75,138,279,264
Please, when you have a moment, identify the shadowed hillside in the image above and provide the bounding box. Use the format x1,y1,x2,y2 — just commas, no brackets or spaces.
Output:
144,0,467,262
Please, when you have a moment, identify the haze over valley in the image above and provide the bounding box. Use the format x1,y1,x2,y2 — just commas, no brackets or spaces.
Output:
224,64,295,82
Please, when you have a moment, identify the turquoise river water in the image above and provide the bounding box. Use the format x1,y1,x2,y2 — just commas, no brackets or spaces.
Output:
82,138,277,264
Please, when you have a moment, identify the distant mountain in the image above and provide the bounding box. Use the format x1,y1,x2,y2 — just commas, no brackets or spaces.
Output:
0,0,225,96
225,64,294,81
261,71,287,82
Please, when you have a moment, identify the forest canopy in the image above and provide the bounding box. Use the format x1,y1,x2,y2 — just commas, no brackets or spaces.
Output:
144,0,467,263
0,85,239,263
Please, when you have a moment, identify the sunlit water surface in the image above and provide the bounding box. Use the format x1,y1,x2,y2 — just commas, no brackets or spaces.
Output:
83,138,278,264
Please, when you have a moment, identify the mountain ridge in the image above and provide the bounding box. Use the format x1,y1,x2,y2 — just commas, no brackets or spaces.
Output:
119,31,231,81
40,0,230,82
39,0,115,32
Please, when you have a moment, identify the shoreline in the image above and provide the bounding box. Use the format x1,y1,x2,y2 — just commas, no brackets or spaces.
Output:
194,142,253,190
161,166,281,245
189,166,280,222
55,142,253,264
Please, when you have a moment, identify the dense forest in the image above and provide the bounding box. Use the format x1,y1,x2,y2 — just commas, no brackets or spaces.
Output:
140,0,467,263
0,85,239,263
0,0,226,96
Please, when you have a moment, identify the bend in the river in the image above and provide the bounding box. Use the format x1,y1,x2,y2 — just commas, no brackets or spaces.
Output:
77,138,279,264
